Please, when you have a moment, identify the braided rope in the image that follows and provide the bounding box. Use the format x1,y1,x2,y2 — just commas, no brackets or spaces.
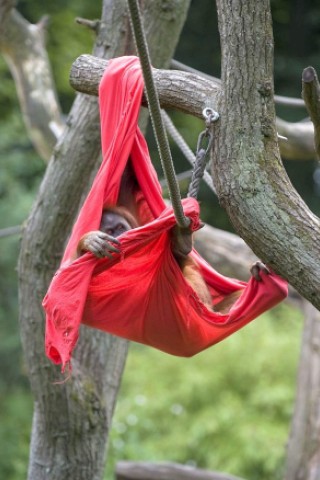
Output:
187,149,208,199
127,0,190,228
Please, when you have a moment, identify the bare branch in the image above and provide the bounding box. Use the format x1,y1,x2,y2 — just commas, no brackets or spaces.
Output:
171,58,221,84
0,225,21,238
70,54,221,118
275,96,306,108
171,59,317,161
70,55,220,118
116,461,246,480
171,58,306,108
75,17,100,33
0,9,64,161
0,0,15,31
302,66,320,159
37,14,50,31
276,117,316,160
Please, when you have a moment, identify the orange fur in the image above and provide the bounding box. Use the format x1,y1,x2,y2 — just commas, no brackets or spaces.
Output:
180,255,242,314
180,256,213,310
103,205,139,229
213,290,242,314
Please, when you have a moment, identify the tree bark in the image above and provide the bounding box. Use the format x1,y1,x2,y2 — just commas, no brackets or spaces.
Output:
70,54,220,118
171,58,317,162
17,1,191,479
2,0,316,164
284,301,320,480
302,66,320,159
213,0,320,310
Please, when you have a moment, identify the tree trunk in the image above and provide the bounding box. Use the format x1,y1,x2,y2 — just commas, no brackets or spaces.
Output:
18,1,191,479
284,301,320,480
213,0,320,309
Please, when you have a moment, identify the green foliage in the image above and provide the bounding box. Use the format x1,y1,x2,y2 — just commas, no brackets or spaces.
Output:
0,58,18,119
0,390,33,480
106,305,302,480
0,111,45,390
46,10,97,112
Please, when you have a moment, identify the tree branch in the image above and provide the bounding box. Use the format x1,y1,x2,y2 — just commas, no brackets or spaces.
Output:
276,117,316,160
171,58,307,109
0,0,15,31
75,17,100,33
70,54,317,161
302,66,320,159
195,224,301,308
70,54,220,118
0,7,64,161
116,461,246,480
0,225,21,238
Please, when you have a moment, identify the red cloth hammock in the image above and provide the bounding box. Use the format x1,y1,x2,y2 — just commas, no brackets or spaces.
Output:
43,56,288,371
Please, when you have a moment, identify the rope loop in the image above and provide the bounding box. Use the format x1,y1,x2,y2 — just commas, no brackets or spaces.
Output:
187,107,219,199
196,130,213,157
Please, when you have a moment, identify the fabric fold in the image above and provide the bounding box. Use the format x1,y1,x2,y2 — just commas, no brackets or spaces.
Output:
43,56,288,371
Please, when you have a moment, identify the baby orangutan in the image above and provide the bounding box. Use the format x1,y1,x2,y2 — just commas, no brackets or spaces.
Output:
75,207,269,314
76,207,138,259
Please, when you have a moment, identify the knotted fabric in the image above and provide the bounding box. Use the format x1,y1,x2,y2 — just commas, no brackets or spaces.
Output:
43,56,288,371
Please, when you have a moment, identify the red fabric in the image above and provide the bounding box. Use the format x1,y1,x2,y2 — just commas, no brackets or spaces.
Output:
43,56,288,371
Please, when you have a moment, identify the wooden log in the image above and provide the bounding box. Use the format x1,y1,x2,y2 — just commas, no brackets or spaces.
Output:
69,54,221,119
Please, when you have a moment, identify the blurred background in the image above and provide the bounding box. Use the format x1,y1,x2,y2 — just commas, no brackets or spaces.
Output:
0,0,318,478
